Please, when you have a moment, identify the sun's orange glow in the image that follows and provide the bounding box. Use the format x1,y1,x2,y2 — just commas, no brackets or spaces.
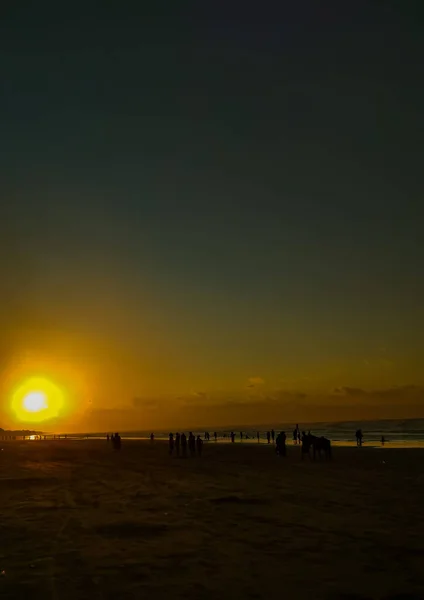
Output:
11,377,65,423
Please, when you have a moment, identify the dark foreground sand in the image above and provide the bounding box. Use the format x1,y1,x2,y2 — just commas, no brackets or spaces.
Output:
1,440,424,600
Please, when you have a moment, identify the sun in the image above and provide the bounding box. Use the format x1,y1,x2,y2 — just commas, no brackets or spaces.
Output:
11,377,65,423
23,391,48,413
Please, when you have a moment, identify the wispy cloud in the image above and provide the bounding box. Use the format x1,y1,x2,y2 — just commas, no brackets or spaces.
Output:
246,376,265,388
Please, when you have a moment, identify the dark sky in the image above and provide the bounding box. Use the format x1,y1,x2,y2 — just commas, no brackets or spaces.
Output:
1,2,423,429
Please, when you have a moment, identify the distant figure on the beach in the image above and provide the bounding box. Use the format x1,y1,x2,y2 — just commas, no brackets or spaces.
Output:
257,431,260,443
267,431,271,444
301,431,310,460
355,429,363,446
181,433,187,457
175,432,181,456
214,431,217,442
276,431,287,456
113,433,121,450
271,429,275,443
298,431,301,444
196,435,203,456
150,433,154,442
293,426,298,444
231,431,235,443
240,431,243,440
189,432,196,456
381,436,385,446
169,433,174,455
107,434,109,442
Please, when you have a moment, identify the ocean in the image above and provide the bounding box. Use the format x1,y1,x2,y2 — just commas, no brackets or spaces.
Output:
44,418,424,446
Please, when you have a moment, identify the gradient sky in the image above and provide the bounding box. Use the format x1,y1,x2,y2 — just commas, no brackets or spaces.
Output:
1,2,423,431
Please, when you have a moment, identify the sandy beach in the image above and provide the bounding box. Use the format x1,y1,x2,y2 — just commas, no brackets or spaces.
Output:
1,440,423,600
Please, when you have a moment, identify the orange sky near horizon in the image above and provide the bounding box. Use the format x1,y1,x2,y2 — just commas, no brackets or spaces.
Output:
1,322,423,432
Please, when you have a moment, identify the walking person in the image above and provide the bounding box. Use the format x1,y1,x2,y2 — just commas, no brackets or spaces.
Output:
181,433,187,457
189,432,196,456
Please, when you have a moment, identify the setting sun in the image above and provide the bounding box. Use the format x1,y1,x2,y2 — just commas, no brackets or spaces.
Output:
23,391,48,413
11,377,65,423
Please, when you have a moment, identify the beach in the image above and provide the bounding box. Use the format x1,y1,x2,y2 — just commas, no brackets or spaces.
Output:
1,440,423,599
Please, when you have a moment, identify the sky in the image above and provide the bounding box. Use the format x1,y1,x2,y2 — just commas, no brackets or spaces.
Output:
1,2,423,431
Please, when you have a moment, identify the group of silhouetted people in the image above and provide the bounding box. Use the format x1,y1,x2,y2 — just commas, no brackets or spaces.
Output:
107,433,121,450
168,432,203,457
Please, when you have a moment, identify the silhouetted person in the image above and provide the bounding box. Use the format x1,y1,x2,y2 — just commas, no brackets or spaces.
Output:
257,431,260,443
107,434,109,442
298,431,301,444
230,431,235,443
196,435,203,456
240,431,243,440
301,431,310,460
181,433,187,457
276,431,287,456
381,436,385,446
169,433,174,455
271,429,275,443
356,429,363,447
189,432,196,456
114,432,121,450
267,431,271,444
150,433,154,442
293,426,298,444
214,431,217,442
175,432,181,457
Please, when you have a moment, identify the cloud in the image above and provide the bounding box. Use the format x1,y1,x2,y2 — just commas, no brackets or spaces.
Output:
333,387,367,396
246,377,265,388
332,385,423,403
132,397,158,410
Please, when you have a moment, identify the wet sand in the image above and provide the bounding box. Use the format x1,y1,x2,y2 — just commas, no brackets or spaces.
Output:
1,440,423,599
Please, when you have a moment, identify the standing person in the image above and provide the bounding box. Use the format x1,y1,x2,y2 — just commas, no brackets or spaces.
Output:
257,431,260,443
271,429,275,443
169,433,175,455
276,432,287,456
181,433,187,457
267,431,271,444
301,431,310,460
114,433,121,450
196,435,203,456
107,434,109,442
175,432,181,457
298,430,301,444
214,431,217,442
189,432,196,456
293,425,298,444
150,433,154,442
381,436,385,446
240,431,243,441
231,431,235,443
